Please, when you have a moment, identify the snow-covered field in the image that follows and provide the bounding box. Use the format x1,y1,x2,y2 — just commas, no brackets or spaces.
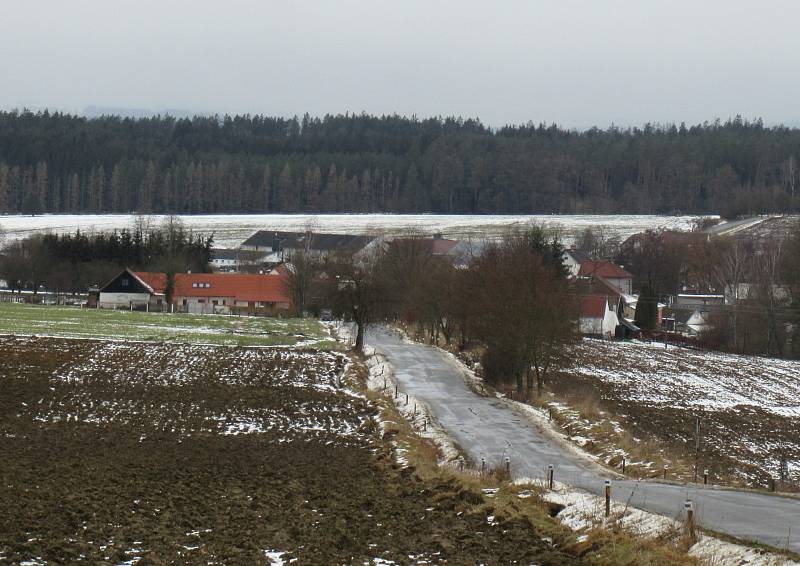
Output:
571,339,800,418
0,213,701,247
561,339,800,486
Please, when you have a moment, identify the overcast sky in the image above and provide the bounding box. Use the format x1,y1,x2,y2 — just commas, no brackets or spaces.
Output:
2,0,799,129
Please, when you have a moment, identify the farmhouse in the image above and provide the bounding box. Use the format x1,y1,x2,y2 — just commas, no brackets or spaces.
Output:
98,269,292,315
386,235,478,268
98,270,164,310
577,260,633,294
210,248,271,272
240,231,377,262
562,248,591,278
578,294,619,339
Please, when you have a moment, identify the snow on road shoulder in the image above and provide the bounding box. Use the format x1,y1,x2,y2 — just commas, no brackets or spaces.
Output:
364,348,461,464
328,322,461,464
531,482,798,566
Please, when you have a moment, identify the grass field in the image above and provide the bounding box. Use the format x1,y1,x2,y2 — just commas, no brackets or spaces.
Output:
0,302,337,348
0,336,587,564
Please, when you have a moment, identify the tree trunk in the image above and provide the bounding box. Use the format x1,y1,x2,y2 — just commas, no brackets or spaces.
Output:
525,366,534,392
515,371,523,396
536,367,544,397
355,321,365,353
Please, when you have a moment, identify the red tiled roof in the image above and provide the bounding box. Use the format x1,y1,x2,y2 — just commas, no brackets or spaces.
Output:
578,260,632,279
133,272,291,304
578,295,609,318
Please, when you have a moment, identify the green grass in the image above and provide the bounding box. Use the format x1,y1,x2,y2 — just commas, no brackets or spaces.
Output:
0,302,338,348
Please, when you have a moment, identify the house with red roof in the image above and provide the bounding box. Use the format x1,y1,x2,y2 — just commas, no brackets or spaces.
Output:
577,260,633,294
577,294,619,339
97,269,292,316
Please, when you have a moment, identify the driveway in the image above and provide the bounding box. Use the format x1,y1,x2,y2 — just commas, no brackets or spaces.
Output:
366,327,800,552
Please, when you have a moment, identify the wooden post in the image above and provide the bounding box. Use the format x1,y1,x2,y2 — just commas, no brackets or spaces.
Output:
548,464,554,489
481,458,486,474
413,403,416,415
394,384,397,398
423,418,427,431
694,416,701,483
663,465,668,480
548,407,552,421
505,457,510,475
459,459,464,472
685,500,696,542
405,393,408,406
621,458,625,474
703,469,708,485
604,480,611,517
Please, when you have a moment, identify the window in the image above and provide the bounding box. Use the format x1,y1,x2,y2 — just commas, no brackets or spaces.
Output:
121,278,129,288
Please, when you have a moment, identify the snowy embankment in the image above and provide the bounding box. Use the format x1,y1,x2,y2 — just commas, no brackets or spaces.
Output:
530,481,798,566
0,213,700,247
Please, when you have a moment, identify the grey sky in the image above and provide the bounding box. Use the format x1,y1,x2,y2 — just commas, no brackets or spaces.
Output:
2,0,799,128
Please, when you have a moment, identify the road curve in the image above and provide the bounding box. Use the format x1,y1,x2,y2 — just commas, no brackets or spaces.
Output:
366,327,800,552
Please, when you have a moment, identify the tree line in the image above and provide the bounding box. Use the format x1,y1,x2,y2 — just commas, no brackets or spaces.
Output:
290,226,576,395
0,111,799,218
0,217,213,295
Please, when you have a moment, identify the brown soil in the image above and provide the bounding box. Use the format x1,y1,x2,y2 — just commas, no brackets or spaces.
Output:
0,336,578,565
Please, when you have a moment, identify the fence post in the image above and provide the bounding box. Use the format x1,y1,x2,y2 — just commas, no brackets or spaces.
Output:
481,458,486,474
703,469,708,485
604,480,611,517
394,384,397,398
663,465,668,480
505,457,510,475
685,500,696,542
405,393,408,406
621,458,625,474
548,464,554,489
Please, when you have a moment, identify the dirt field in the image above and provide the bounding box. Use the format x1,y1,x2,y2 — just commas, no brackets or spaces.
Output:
548,339,800,489
0,336,580,565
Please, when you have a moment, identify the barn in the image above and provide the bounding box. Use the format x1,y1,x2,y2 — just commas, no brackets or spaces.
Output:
97,269,292,315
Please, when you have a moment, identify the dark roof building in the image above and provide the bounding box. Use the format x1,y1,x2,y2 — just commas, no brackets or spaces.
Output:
240,231,375,256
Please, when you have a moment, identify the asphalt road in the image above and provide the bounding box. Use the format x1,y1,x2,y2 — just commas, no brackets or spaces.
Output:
366,327,800,552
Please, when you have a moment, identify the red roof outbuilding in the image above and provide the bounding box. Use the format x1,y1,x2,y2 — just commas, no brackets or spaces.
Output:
578,295,611,318
578,260,632,280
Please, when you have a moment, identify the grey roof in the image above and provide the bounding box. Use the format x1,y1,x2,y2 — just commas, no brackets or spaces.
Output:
242,231,374,253
211,248,240,260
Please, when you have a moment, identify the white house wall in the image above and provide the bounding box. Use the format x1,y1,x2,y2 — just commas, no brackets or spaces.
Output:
98,292,151,309
605,277,632,294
